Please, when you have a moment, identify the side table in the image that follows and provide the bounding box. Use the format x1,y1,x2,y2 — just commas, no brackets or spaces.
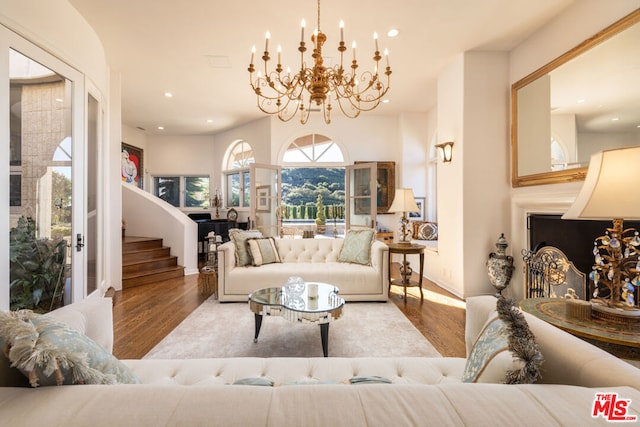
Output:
388,242,425,302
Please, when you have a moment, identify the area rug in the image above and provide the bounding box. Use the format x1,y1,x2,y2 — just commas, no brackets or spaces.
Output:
144,298,441,359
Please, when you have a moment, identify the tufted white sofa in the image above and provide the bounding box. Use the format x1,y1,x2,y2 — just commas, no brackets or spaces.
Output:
217,237,389,302
2,295,640,426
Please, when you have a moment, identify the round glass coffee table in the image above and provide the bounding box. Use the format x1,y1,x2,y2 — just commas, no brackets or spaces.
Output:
248,282,344,357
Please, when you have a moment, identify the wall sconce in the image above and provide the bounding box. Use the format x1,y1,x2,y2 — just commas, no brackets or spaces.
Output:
435,142,454,163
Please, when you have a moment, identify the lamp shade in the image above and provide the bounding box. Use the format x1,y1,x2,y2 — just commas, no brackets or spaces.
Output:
388,188,419,213
562,146,640,220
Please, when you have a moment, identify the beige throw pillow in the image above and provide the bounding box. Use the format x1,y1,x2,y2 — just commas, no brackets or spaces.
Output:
229,229,263,266
338,228,375,265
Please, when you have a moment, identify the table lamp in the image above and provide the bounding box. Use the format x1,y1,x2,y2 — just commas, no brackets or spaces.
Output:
562,146,640,323
388,188,420,244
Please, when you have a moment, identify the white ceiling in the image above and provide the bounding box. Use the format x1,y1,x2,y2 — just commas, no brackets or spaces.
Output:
68,0,575,136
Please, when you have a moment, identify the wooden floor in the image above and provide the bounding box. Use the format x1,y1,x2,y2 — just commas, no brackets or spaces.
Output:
112,263,467,359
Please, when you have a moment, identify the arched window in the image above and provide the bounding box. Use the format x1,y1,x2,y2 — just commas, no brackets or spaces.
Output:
282,134,344,165
223,140,255,208
279,134,346,230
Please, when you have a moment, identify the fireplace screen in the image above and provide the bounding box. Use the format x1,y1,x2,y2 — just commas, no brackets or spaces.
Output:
522,246,586,300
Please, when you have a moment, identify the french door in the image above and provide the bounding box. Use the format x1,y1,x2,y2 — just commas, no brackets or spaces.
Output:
1,26,91,310
249,164,281,237
345,163,377,230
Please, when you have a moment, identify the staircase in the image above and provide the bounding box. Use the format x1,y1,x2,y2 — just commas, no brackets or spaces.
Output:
122,236,184,288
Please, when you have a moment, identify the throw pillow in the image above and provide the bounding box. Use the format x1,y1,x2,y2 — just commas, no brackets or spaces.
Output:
338,228,375,265
0,310,140,387
416,222,438,240
247,237,282,266
462,297,543,384
348,375,392,385
233,377,275,386
228,228,263,267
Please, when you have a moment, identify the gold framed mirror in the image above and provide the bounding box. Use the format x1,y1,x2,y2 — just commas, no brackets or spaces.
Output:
511,9,640,187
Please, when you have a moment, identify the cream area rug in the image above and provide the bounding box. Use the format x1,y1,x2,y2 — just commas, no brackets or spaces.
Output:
144,297,441,359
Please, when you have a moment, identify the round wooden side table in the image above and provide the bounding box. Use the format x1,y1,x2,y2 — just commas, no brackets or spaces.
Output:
387,242,425,302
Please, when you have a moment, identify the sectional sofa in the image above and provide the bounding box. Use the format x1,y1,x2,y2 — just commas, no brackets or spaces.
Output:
2,295,640,426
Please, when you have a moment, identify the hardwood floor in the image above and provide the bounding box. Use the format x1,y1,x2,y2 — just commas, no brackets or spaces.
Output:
112,263,466,359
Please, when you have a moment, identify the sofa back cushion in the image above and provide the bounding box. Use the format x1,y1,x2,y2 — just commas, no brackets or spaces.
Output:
275,238,343,263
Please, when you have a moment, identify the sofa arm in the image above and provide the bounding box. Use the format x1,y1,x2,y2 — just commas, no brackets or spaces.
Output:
371,240,389,287
47,297,114,353
217,241,236,272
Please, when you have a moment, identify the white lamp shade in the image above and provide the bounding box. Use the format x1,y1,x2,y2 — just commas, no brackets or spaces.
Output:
562,146,640,220
388,188,419,213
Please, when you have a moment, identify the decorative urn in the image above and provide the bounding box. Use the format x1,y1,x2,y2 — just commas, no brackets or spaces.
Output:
486,233,515,297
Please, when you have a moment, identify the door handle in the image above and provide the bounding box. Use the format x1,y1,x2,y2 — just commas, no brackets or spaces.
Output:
76,233,85,252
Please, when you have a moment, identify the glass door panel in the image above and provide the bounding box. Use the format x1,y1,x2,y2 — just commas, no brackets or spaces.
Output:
86,93,99,296
250,164,281,237
345,163,377,230
8,49,72,310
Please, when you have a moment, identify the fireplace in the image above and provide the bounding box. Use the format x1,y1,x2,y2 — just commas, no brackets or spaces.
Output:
528,214,640,298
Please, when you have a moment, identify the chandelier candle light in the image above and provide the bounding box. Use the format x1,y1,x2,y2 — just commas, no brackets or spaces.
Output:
562,146,640,324
248,0,392,124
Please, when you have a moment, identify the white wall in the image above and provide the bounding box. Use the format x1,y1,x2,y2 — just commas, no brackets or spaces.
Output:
508,0,640,302
433,51,510,299
145,134,215,201
433,54,465,296
462,51,510,298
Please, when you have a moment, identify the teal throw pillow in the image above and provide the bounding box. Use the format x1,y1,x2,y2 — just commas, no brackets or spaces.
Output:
348,375,392,385
462,297,543,384
229,229,263,266
338,228,375,265
233,377,275,386
0,310,139,387
247,237,281,266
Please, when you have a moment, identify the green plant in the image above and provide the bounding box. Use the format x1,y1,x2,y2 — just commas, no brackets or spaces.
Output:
9,216,67,312
315,194,326,226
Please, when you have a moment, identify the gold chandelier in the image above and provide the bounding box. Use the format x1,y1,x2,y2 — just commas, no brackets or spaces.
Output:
248,0,392,124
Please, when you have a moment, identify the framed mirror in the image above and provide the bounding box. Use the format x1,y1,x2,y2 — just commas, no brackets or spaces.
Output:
511,9,640,187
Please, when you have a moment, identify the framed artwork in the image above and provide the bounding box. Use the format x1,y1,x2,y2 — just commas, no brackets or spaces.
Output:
121,142,144,189
409,197,425,221
256,185,271,212
355,161,395,214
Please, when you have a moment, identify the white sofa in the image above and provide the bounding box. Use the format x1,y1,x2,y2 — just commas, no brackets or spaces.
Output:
2,296,640,426
217,237,389,302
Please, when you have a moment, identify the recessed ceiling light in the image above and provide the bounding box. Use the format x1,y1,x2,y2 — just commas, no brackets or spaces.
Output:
382,99,390,104
577,99,585,104
157,126,165,130
612,117,620,121
387,28,399,38
164,92,173,98
207,119,213,123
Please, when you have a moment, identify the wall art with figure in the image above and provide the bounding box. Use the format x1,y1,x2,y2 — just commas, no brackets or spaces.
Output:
121,143,143,189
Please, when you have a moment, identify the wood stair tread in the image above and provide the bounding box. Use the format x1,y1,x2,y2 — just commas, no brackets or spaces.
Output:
122,255,177,267
123,265,184,279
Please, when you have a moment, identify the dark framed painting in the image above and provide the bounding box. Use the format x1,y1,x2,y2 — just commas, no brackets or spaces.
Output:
355,161,395,214
121,142,144,189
